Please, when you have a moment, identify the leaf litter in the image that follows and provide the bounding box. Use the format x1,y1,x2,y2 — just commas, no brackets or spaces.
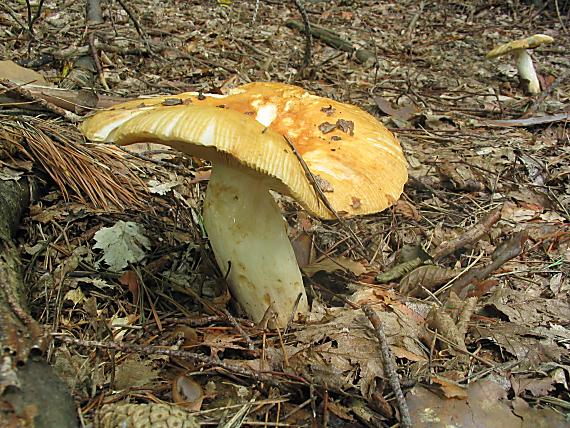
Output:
0,0,569,426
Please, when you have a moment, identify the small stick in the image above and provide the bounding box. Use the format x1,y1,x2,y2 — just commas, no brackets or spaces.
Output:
284,292,303,335
115,0,152,52
29,0,45,29
448,230,527,297
55,334,305,386
223,309,255,351
431,207,502,262
292,0,312,70
0,79,81,122
251,0,260,24
0,2,33,38
283,135,366,253
362,305,412,428
88,32,109,90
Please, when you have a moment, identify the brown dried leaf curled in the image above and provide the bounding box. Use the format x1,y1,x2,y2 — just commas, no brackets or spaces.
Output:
399,265,459,297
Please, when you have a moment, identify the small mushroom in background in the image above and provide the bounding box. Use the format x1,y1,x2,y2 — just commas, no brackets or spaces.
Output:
80,82,408,327
486,34,554,95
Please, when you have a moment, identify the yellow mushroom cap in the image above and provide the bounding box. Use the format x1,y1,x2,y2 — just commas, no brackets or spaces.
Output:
486,34,554,59
81,82,408,219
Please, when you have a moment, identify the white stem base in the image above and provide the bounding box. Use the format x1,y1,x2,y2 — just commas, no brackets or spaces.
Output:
203,163,309,327
515,50,540,95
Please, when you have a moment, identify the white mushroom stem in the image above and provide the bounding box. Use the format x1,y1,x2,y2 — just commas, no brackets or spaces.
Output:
202,162,309,327
513,49,541,94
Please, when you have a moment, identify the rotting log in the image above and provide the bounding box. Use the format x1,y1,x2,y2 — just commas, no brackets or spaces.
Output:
285,19,375,64
0,178,78,428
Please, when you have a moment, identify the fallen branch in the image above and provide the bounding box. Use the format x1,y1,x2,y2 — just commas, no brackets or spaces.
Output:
1,79,82,122
447,231,528,297
0,83,127,112
431,207,502,262
484,112,570,127
285,20,375,64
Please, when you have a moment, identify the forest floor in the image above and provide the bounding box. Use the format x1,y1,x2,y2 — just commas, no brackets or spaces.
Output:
0,0,569,427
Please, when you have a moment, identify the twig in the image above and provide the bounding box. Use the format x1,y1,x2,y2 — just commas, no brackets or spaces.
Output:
115,0,152,52
405,0,425,36
251,0,260,24
55,334,309,388
223,309,255,351
88,32,109,90
431,207,502,261
554,0,568,33
285,20,375,64
0,79,81,122
29,0,45,29
292,0,312,70
361,305,412,428
0,1,34,38
283,135,366,254
448,230,528,297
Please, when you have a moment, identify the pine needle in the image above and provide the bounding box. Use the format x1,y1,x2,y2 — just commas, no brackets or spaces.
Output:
1,115,147,210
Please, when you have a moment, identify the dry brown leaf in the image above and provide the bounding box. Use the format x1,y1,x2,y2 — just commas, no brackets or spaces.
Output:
399,265,459,297
431,377,468,399
0,60,49,85
395,199,421,220
118,270,140,303
114,356,159,390
292,306,426,396
407,379,568,427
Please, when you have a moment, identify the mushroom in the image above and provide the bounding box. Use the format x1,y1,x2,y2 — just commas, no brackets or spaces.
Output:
80,82,408,327
486,34,554,95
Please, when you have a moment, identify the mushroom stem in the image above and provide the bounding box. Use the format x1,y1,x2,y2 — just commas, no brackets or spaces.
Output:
514,49,540,94
203,162,309,327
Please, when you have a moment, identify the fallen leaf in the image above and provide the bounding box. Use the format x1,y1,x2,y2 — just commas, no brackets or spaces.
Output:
431,377,468,399
407,379,568,427
0,60,49,85
119,270,140,302
93,221,151,271
114,356,159,390
395,199,421,220
373,96,418,121
399,265,459,297
64,287,85,306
